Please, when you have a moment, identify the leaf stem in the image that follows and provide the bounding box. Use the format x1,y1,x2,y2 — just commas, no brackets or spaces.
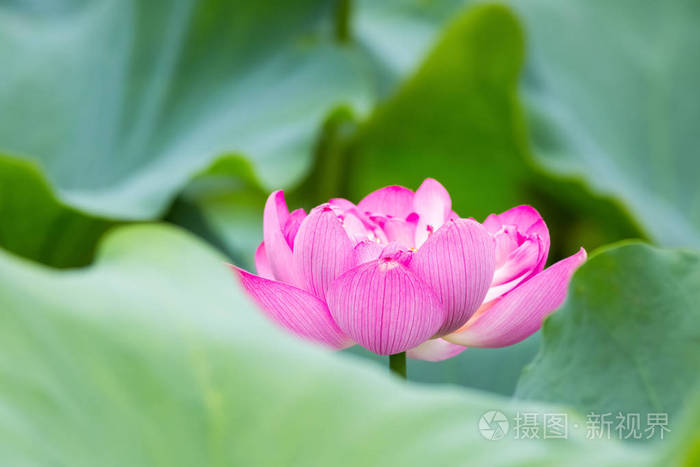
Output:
389,352,406,379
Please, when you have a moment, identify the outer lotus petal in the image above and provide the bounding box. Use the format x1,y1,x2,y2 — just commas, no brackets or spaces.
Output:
407,338,466,362
357,185,415,218
482,273,530,303
411,219,496,335
293,206,355,301
446,248,587,348
254,242,274,280
233,267,350,349
263,190,300,286
326,260,444,355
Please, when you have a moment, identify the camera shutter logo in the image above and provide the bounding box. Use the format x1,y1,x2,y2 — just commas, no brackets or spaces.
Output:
479,410,509,440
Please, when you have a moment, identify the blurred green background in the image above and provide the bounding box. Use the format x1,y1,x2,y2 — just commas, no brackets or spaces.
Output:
0,1,699,465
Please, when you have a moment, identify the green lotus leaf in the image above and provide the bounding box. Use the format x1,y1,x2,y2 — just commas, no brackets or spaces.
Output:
517,243,700,437
0,223,657,466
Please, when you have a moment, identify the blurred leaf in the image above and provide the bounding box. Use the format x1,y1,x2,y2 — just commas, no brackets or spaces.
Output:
0,224,656,466
657,388,700,465
0,154,114,267
171,107,362,269
168,155,269,270
0,0,372,219
354,0,468,95
287,107,360,207
347,3,643,259
516,243,700,431
515,0,700,248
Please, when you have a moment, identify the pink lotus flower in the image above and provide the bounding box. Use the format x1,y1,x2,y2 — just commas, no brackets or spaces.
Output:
233,178,586,361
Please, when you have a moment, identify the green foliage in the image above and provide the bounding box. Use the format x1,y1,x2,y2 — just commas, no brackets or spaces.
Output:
516,0,700,247
0,0,371,219
517,243,700,426
0,225,659,466
0,155,114,267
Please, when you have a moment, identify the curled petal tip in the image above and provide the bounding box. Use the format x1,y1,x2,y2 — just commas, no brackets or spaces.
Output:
578,247,588,260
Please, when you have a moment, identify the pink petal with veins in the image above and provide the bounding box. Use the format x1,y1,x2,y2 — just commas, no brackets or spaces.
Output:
357,185,415,218
414,178,452,247
327,259,444,355
491,238,541,286
293,205,355,301
446,248,587,348
411,219,496,335
233,266,351,349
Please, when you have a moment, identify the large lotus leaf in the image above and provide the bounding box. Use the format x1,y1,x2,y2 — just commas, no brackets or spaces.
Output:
354,0,466,87
0,224,657,466
516,243,700,429
0,0,371,219
514,0,700,248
